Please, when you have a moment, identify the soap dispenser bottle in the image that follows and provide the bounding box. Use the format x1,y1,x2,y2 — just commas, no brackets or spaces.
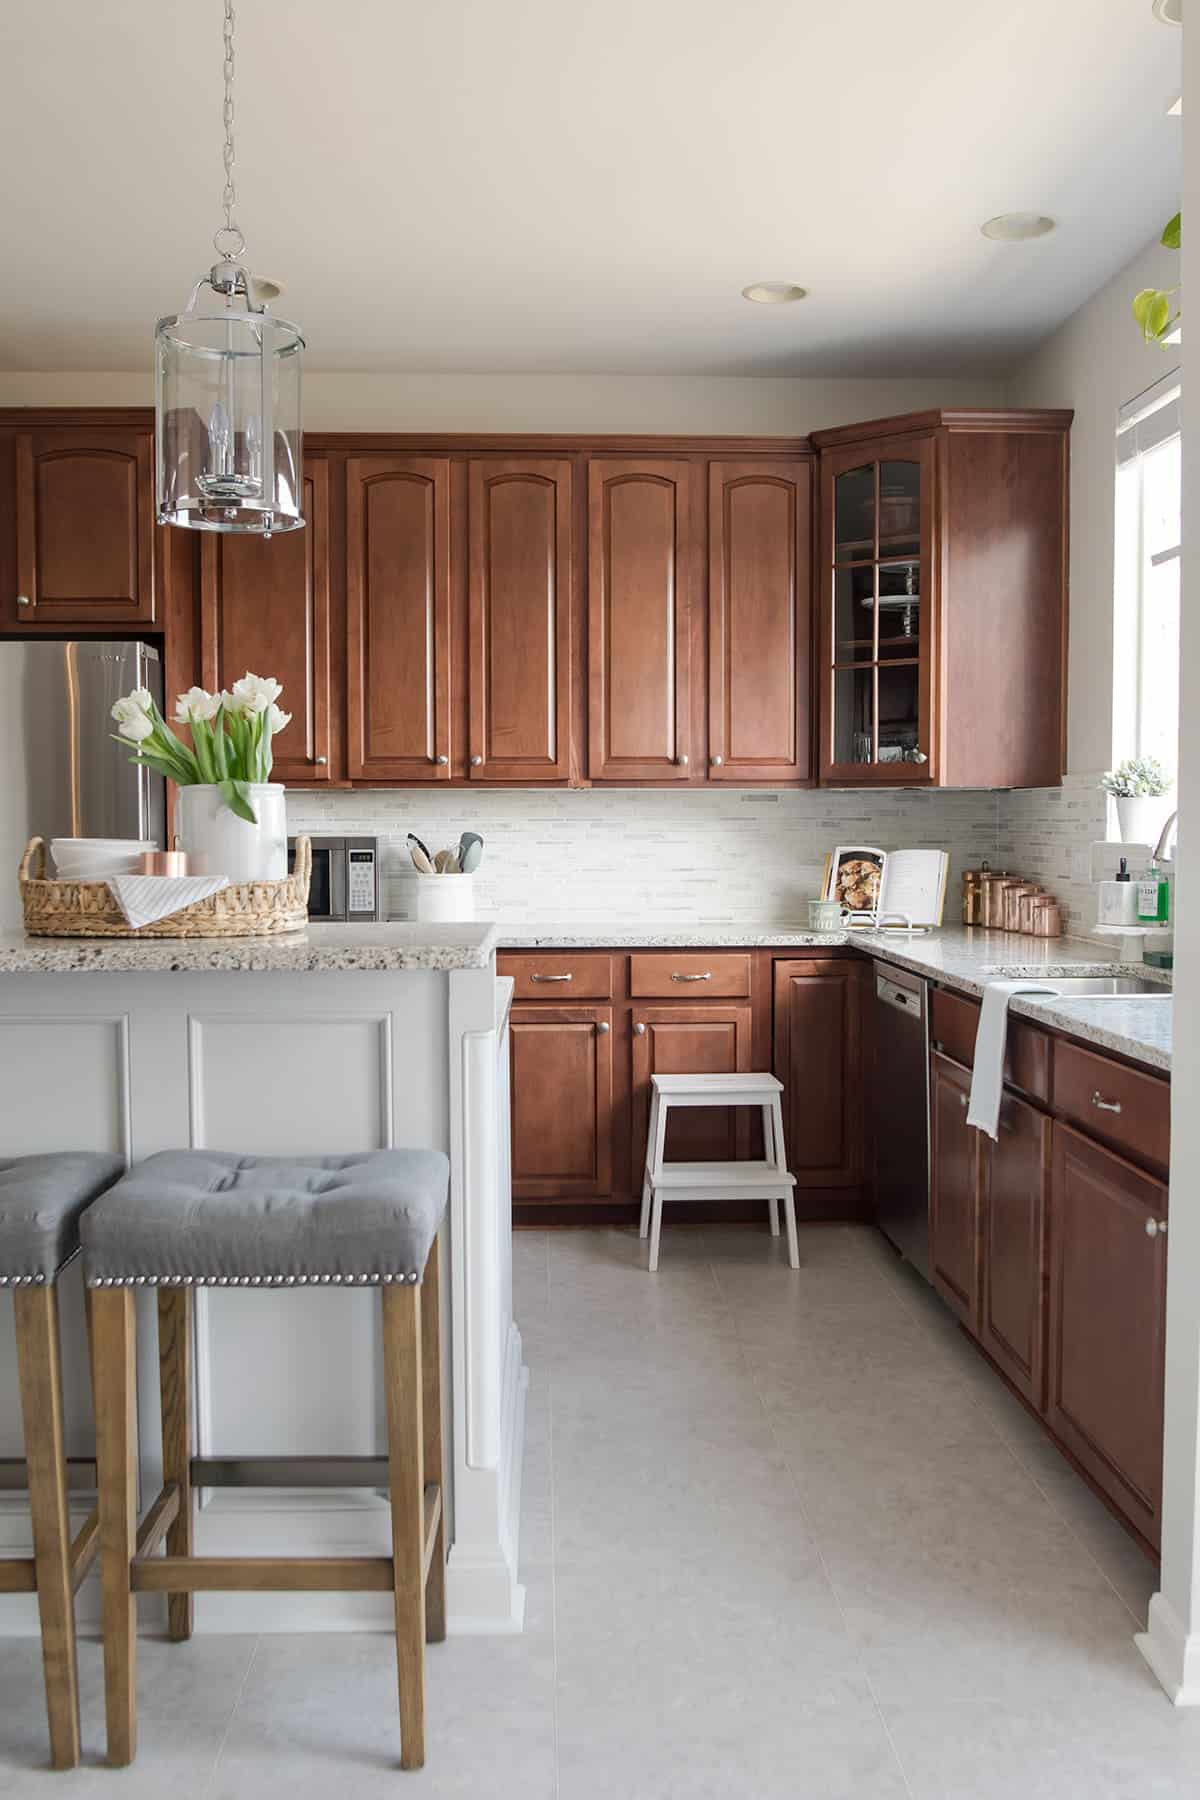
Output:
1136,858,1170,925
1098,857,1138,927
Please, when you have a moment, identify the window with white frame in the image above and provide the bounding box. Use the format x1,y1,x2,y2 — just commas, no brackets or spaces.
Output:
1114,371,1182,778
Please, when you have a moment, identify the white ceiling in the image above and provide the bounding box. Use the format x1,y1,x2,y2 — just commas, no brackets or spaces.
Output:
0,0,1182,376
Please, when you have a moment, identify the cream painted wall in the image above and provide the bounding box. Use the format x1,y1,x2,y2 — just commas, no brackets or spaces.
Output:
0,369,1004,435
1006,232,1181,776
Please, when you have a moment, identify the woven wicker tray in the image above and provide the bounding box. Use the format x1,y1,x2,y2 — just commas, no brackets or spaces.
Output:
19,835,312,939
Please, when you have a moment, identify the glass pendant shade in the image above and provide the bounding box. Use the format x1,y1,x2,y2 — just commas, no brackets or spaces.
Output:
155,265,304,536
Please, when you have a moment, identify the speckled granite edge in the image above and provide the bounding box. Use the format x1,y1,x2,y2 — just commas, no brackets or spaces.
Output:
1004,995,1172,1072
0,923,500,974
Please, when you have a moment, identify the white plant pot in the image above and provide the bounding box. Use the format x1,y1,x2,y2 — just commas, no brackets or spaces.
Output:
1113,794,1171,846
175,783,288,883
414,873,475,923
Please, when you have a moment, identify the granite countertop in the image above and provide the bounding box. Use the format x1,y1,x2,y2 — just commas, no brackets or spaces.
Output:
494,921,1173,1071
0,921,500,974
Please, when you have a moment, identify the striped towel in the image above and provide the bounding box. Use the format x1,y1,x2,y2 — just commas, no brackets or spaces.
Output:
107,874,230,931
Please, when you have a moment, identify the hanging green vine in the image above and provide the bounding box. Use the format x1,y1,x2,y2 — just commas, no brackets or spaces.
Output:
1132,213,1182,344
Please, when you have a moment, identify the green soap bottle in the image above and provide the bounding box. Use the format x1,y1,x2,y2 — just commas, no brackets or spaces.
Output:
1136,859,1170,925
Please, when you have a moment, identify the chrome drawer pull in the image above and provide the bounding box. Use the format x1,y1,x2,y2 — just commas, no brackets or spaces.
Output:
1091,1091,1123,1115
1146,1218,1168,1239
595,1021,610,1034
531,973,572,983
634,1022,646,1035
671,971,712,982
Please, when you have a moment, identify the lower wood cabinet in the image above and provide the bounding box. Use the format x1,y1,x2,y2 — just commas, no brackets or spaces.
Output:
508,1005,613,1200
928,1052,979,1327
980,1089,1050,1409
631,1004,753,1166
773,959,866,1188
1047,1123,1168,1548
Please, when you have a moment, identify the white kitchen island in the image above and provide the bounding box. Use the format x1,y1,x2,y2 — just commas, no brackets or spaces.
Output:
0,924,526,1636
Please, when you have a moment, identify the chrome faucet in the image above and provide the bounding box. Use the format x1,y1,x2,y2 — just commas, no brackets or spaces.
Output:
1154,811,1179,863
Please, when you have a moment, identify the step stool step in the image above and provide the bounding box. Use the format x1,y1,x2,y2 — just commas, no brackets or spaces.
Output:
650,1073,783,1095
647,1162,797,1189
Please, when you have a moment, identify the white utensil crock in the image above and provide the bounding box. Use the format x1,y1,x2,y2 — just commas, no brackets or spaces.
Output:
175,783,288,882
415,873,475,922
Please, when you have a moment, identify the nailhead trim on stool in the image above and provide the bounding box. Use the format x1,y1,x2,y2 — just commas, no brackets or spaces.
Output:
85,1270,423,1286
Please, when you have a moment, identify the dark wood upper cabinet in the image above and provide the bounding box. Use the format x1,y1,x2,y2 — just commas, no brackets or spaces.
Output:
13,429,157,626
772,959,866,1189
509,1005,614,1200
588,459,695,782
928,1051,980,1328
468,458,573,783
200,461,333,783
1047,1123,1167,1548
812,409,1071,788
346,455,452,782
708,460,813,784
980,1089,1050,1411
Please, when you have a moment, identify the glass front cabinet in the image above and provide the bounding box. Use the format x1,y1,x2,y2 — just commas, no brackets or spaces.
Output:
820,433,936,785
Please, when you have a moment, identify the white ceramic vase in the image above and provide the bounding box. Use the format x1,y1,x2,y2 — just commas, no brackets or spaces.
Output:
175,783,288,882
1113,794,1171,846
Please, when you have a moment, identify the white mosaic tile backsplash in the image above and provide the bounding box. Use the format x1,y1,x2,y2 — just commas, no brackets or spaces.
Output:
286,787,1006,927
998,775,1110,941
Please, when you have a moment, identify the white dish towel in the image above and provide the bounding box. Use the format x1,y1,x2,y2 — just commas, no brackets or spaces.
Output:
966,980,1061,1139
107,874,230,932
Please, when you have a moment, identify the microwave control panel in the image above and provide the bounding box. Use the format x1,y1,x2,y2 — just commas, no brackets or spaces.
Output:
347,848,378,916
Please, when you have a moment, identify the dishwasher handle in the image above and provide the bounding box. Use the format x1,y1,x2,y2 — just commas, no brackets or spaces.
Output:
876,973,923,1017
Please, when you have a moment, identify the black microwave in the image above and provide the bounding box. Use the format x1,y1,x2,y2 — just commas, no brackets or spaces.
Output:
288,835,381,921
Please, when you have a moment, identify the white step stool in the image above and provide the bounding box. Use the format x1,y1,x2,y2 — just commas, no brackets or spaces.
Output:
639,1072,798,1272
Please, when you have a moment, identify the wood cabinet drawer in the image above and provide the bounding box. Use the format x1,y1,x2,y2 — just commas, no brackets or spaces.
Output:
500,953,613,1000
1052,1040,1170,1171
629,952,751,999
930,986,1050,1103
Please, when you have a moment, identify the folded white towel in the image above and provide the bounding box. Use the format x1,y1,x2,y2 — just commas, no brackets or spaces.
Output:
966,980,1061,1139
107,874,230,932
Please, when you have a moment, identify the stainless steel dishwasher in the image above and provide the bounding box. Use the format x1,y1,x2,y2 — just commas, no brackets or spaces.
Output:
870,961,931,1278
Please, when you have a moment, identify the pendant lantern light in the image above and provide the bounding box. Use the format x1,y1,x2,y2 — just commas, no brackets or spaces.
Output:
155,0,304,536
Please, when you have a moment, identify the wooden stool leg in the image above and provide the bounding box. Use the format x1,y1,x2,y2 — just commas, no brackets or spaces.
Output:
13,1286,80,1770
382,1283,426,1771
91,1287,138,1767
157,1288,194,1641
420,1237,446,1645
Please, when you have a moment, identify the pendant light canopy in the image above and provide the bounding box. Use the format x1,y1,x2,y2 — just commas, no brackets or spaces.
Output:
155,1,304,536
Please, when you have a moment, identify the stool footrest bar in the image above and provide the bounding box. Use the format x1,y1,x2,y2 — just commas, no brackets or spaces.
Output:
131,1555,397,1593
423,1483,442,1583
69,1508,100,1592
0,1557,36,1593
190,1455,391,1489
134,1484,180,1560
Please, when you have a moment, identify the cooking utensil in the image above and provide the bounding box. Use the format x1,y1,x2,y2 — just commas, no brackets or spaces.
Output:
434,848,459,873
458,832,484,874
407,831,434,862
408,841,435,875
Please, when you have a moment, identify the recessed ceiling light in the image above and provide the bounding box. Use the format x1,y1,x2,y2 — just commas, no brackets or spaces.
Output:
1152,0,1182,24
980,213,1056,242
741,282,808,305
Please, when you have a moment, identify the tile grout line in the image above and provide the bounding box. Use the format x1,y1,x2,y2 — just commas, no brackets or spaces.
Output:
199,1632,262,1800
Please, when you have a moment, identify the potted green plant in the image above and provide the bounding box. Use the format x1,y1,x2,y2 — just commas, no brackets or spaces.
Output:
1132,213,1181,344
1099,757,1173,844
112,674,292,881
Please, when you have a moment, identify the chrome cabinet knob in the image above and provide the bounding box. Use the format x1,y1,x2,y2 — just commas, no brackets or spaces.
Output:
15,595,31,607
470,755,483,767
1146,1218,1168,1238
710,754,724,767
595,1020,610,1034
676,753,689,767
634,1022,646,1035
434,754,449,766
314,755,328,766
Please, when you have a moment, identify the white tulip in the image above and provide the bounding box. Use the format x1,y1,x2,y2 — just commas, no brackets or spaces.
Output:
111,690,155,731
116,711,154,743
266,703,292,735
230,672,283,715
174,686,220,724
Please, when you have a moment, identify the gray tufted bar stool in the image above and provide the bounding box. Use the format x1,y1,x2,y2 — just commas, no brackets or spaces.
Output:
81,1148,450,1772
0,1151,125,1768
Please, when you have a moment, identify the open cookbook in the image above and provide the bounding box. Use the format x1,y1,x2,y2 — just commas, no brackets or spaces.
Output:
820,846,949,927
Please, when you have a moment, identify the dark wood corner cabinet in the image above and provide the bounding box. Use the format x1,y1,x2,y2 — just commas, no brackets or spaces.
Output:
811,409,1071,789
928,985,1168,1551
500,947,867,1226
0,408,1067,790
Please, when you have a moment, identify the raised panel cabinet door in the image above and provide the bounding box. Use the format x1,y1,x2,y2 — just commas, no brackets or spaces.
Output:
200,461,333,782
588,459,694,781
509,1006,613,1200
631,1005,753,1166
980,1090,1050,1409
468,458,573,783
346,456,452,782
928,1052,980,1328
708,460,813,782
14,430,156,624
772,959,865,1186
1047,1123,1167,1547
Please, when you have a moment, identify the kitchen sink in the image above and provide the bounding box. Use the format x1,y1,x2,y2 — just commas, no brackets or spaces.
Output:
1007,976,1170,996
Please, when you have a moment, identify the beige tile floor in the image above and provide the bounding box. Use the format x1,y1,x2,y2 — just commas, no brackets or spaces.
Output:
2,1223,1199,1796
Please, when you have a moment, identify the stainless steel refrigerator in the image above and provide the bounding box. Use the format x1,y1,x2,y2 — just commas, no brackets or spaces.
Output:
2,642,166,927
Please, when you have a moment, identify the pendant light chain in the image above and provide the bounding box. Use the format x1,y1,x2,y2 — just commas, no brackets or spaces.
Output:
215,0,245,260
